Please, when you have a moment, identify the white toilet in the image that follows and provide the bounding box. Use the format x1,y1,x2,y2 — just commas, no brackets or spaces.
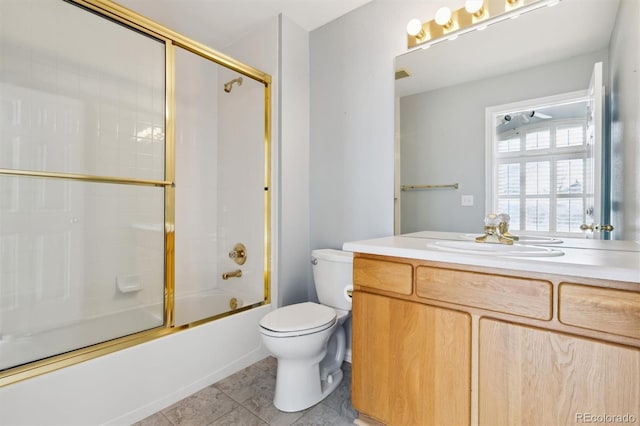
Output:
259,249,353,412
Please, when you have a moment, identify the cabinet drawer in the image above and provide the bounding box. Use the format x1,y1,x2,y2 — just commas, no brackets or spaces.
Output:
416,266,552,320
353,258,413,295
559,283,640,339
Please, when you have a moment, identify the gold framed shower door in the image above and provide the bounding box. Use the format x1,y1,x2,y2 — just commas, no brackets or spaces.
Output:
0,0,272,387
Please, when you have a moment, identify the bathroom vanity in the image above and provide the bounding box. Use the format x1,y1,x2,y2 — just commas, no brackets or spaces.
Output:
343,232,640,426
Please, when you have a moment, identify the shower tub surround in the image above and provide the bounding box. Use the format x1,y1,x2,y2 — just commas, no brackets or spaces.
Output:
174,46,267,320
0,1,273,423
0,304,273,425
1,0,269,368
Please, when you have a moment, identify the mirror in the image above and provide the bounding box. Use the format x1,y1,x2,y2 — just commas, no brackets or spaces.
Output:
395,0,638,241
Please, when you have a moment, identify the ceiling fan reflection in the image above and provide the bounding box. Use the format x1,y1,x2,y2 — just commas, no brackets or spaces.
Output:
503,110,552,124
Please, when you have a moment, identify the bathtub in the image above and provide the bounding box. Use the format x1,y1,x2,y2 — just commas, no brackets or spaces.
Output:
0,305,161,371
173,288,249,326
0,289,253,371
0,299,272,426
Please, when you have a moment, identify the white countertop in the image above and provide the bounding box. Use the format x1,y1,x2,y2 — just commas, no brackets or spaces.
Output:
342,231,640,284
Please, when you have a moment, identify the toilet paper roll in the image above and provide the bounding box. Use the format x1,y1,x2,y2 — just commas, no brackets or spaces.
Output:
344,285,353,304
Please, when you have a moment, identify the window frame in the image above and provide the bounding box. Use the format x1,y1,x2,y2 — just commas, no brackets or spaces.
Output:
485,90,590,237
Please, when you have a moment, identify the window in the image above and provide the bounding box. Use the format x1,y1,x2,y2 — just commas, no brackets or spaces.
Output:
489,108,590,236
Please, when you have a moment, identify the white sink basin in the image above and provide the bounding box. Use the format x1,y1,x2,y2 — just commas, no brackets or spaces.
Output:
427,240,564,257
461,234,563,244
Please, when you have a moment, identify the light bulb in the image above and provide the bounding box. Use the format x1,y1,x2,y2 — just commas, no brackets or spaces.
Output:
465,0,484,14
406,18,423,36
434,7,452,26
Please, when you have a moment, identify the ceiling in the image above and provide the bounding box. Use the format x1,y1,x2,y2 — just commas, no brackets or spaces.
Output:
116,0,373,48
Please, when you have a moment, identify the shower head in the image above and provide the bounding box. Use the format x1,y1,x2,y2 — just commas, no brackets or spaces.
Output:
224,77,243,93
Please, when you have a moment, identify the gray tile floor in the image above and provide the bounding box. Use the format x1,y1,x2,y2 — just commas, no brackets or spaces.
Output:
134,357,358,426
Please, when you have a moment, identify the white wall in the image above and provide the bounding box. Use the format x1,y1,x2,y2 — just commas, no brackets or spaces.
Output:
609,0,640,241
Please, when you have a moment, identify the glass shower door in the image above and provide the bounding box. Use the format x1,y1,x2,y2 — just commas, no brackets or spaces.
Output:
0,0,167,370
173,46,268,325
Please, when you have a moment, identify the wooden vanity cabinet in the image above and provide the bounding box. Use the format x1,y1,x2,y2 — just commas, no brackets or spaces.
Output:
479,318,640,426
352,291,471,426
352,254,640,426
352,257,471,425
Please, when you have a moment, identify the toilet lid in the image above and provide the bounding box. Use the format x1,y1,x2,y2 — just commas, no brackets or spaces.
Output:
260,302,336,334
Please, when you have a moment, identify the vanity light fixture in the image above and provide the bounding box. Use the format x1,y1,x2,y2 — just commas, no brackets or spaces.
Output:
406,0,562,49
465,0,486,18
406,18,426,40
434,7,454,30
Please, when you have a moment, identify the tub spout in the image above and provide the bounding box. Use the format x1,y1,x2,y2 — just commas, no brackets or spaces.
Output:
222,269,242,280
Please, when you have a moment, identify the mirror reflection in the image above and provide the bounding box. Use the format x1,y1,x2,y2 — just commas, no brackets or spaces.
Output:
487,84,598,238
395,0,638,241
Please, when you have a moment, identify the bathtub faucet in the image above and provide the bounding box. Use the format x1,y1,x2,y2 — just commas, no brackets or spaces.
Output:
222,269,242,280
475,213,513,244
228,243,247,265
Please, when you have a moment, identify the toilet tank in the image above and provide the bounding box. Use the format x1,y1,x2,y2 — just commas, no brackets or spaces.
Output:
311,249,353,311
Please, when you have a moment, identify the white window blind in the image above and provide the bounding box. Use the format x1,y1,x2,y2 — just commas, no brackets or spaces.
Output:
493,120,588,235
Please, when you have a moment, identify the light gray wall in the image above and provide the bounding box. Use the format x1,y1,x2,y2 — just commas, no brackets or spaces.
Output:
309,1,413,255
278,14,312,305
609,0,640,241
400,50,608,234
308,0,473,260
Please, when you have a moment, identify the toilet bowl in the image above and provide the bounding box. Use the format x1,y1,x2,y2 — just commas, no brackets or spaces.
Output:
259,249,353,412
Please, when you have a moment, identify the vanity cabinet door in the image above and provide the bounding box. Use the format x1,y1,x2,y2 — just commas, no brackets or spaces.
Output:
479,318,640,425
352,291,471,426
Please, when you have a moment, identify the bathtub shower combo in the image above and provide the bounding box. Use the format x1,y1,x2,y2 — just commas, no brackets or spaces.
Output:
0,0,271,382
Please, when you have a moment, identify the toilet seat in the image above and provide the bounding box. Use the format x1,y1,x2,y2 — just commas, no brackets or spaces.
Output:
259,302,336,338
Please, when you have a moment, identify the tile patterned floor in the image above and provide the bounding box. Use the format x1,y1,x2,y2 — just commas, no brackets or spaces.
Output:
134,357,358,426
